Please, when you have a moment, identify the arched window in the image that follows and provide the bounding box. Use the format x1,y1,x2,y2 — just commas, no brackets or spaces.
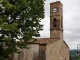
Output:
53,18,57,27
61,19,62,28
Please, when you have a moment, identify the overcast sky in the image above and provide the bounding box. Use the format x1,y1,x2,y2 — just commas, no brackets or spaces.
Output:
39,0,80,50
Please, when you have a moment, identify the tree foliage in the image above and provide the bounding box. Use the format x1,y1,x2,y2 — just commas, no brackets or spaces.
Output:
0,0,45,60
70,50,80,60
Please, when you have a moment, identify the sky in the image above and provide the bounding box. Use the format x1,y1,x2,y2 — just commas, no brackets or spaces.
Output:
39,0,80,50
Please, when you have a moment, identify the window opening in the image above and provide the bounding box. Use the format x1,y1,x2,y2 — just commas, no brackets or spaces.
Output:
53,18,57,27
61,19,62,28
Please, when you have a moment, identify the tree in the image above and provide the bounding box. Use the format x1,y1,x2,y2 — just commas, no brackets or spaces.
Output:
0,0,45,60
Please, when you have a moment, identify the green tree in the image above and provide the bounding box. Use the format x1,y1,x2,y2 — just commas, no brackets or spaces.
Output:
0,0,45,60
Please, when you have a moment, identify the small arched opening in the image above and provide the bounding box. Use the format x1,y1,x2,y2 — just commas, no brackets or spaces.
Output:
53,18,57,27
61,19,62,28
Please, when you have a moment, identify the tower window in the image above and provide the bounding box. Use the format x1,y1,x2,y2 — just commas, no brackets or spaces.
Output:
53,18,57,27
61,19,62,28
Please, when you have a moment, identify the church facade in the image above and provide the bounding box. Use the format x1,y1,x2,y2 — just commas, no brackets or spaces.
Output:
12,1,69,60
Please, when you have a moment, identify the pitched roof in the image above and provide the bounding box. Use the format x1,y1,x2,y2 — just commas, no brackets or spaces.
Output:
35,38,59,44
63,40,69,48
35,38,69,49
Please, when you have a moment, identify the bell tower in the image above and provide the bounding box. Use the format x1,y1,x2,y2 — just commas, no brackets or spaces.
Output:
50,1,63,40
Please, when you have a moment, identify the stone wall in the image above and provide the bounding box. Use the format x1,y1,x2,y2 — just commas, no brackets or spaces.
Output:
12,44,39,60
62,41,69,60
46,40,69,60
46,40,62,60
39,44,46,60
12,40,69,60
29,44,39,60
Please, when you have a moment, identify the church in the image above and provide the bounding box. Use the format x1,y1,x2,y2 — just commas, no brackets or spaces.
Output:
12,1,69,60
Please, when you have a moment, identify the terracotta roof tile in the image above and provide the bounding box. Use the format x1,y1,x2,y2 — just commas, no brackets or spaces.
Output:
35,38,59,44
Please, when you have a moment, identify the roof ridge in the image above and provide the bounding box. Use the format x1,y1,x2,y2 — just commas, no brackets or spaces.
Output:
35,38,60,44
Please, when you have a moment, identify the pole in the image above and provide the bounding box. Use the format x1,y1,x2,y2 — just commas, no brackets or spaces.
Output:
77,45,79,54
77,44,80,56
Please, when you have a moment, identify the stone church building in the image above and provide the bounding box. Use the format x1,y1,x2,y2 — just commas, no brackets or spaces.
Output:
12,1,69,60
